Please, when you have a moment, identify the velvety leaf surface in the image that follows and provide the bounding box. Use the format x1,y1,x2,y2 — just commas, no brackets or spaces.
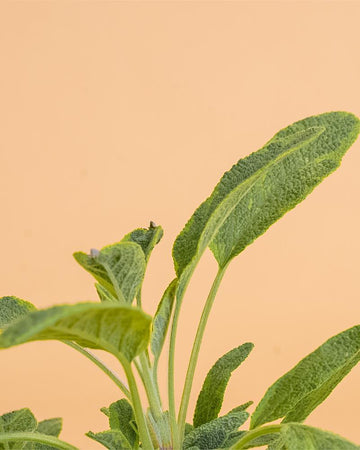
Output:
121,223,163,262
36,419,62,438
183,411,249,449
108,400,137,448
151,279,177,361
279,423,359,450
193,343,254,427
25,418,63,450
0,409,37,450
73,242,145,303
173,112,360,293
0,297,36,330
86,430,131,450
0,303,151,362
251,325,360,428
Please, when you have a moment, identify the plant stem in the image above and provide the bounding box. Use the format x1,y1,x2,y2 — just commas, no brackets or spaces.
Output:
168,291,182,450
177,264,228,443
122,360,154,450
138,353,163,419
64,341,131,399
0,432,78,450
229,424,282,449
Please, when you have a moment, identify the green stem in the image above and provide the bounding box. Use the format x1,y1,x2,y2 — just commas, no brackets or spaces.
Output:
122,360,154,450
0,432,78,450
178,265,228,443
168,292,182,450
64,341,131,399
138,353,163,419
230,424,282,449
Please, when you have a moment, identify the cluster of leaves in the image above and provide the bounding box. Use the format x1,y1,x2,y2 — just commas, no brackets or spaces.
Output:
1,112,360,449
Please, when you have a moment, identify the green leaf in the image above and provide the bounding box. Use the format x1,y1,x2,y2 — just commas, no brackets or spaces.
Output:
251,325,360,429
0,302,151,363
86,430,131,450
183,410,249,449
150,279,177,361
108,400,137,448
95,284,118,303
193,343,254,427
36,419,62,438
73,242,146,304
173,112,360,293
220,431,246,448
121,223,163,262
0,409,37,449
279,423,359,450
0,297,36,331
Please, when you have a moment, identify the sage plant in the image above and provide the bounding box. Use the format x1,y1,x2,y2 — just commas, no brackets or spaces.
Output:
1,111,360,450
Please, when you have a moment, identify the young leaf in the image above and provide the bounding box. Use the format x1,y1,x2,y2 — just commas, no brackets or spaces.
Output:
108,400,137,448
173,112,360,293
279,423,359,450
0,302,151,363
251,325,360,428
121,223,164,262
0,296,36,330
183,410,249,449
193,343,254,427
86,430,131,450
73,241,146,303
150,279,177,361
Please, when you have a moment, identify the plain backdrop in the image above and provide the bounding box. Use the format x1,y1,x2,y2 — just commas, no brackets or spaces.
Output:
1,2,360,448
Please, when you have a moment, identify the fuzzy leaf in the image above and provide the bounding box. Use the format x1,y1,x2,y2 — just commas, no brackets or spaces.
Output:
24,418,64,450
86,430,131,450
36,419,62,438
0,409,37,450
193,343,254,427
108,400,137,447
251,325,360,428
280,423,359,450
183,411,249,449
73,242,145,303
0,297,36,330
95,284,118,303
0,303,151,363
121,223,163,262
173,112,360,295
151,279,177,361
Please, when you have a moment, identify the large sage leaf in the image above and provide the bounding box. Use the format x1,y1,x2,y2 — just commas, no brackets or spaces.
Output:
0,302,151,363
193,343,254,427
173,112,360,293
121,223,163,262
151,279,177,362
73,242,146,304
0,297,36,330
183,410,249,449
279,423,359,450
251,325,360,428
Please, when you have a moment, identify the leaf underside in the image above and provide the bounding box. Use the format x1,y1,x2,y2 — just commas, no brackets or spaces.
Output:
0,302,151,363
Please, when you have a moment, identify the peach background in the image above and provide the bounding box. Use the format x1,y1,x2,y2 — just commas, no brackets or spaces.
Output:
1,2,360,448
